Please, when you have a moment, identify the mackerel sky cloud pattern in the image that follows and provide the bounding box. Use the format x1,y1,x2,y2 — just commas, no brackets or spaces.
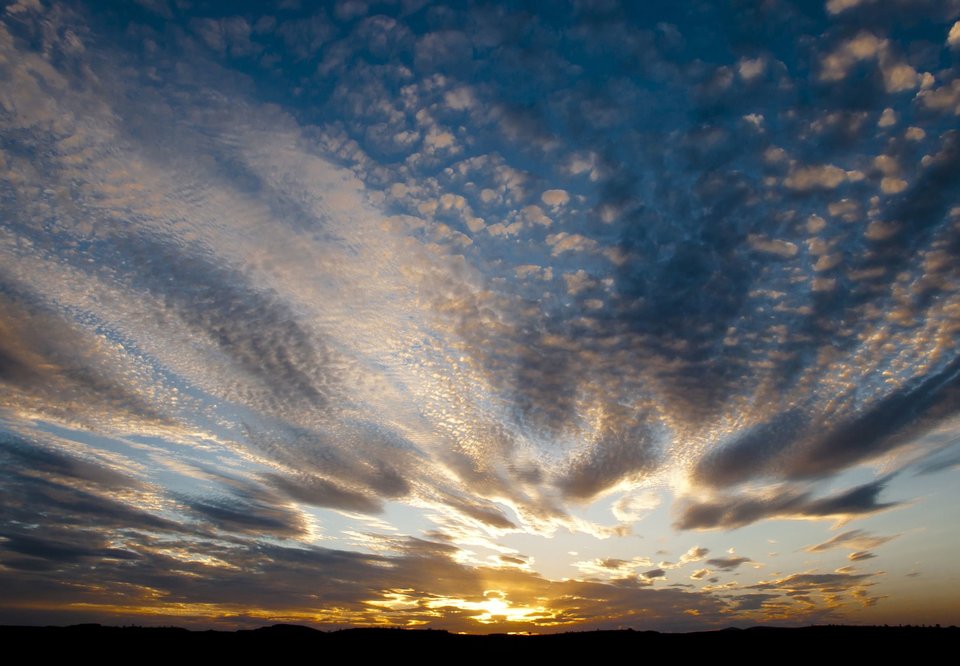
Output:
1,0,959,632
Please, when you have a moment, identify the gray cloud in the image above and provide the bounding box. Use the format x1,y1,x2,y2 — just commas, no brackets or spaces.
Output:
675,478,899,530
0,284,169,427
183,492,305,538
264,473,384,514
806,529,897,553
750,571,876,594
705,556,751,571
848,551,876,561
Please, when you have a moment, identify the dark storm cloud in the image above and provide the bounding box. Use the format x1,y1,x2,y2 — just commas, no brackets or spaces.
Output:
675,478,899,530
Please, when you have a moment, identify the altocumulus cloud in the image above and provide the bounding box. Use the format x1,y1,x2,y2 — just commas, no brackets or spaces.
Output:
1,0,959,631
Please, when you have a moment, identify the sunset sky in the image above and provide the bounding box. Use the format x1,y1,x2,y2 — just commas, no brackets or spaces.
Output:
2,0,960,632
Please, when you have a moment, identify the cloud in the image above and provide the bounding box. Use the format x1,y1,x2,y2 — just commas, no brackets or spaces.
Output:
611,490,661,522
747,235,798,258
848,551,876,561
5,0,42,15
806,529,897,553
675,478,899,530
818,30,922,94
541,189,570,207
265,473,385,514
825,0,872,14
919,80,960,115
546,232,598,256
0,285,169,428
749,571,876,596
555,415,661,500
705,556,751,571
2,0,959,631
679,546,710,564
819,32,887,82
738,57,765,82
783,164,863,190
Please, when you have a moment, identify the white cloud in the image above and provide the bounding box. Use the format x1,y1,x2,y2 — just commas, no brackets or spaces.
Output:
747,235,798,258
918,80,960,115
515,264,551,280
487,221,524,236
541,189,570,207
763,146,787,163
820,32,885,82
611,490,661,522
807,214,827,233
444,86,475,111
439,193,467,210
564,151,599,180
905,126,926,141
335,0,368,21
738,57,765,82
783,164,863,190
949,21,960,48
865,220,900,240
424,127,456,151
5,0,42,14
820,31,921,93
546,232,598,256
882,61,919,93
881,177,908,194
877,107,897,127
679,546,710,565
563,270,595,296
825,0,872,14
521,204,552,227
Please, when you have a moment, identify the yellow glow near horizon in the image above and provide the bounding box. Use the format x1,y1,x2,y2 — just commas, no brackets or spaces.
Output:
424,590,554,625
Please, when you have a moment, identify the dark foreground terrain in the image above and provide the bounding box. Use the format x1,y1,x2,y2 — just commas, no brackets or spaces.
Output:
1,623,956,658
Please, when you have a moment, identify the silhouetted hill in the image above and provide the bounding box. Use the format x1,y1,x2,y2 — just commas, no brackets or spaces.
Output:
1,624,956,658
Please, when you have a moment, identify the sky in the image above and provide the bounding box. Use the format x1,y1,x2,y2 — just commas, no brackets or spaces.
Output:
1,0,960,633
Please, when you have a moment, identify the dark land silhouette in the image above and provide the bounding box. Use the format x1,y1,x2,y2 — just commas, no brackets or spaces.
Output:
1,623,955,658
